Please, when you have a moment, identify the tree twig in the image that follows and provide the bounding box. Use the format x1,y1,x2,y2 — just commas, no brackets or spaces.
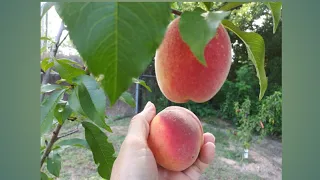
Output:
40,21,66,103
57,129,80,139
40,124,62,167
40,21,67,168
171,9,182,16
57,32,69,48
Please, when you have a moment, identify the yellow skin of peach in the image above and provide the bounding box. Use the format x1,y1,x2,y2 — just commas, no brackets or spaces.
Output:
155,17,232,103
147,106,204,171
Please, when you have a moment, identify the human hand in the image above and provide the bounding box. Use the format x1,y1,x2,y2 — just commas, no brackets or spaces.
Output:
110,102,216,180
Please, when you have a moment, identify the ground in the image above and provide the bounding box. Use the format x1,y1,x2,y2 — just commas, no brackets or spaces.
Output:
47,116,282,180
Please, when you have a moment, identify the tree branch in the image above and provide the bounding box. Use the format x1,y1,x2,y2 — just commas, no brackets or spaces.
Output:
171,9,182,16
40,124,62,167
57,129,80,139
40,21,67,168
57,32,69,48
40,21,65,103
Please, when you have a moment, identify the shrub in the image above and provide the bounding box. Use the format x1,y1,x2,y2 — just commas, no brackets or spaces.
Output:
182,101,216,118
256,91,282,137
217,64,259,120
231,90,282,148
233,98,267,149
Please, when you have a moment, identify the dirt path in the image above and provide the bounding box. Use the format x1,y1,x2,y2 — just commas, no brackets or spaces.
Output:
216,140,282,179
211,131,282,179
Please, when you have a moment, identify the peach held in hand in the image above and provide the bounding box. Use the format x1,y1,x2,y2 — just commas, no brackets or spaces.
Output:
147,106,204,171
155,17,232,103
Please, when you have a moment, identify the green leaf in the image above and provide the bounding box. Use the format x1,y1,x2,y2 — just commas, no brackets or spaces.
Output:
41,36,55,44
201,2,213,11
41,46,47,54
47,153,61,177
218,2,248,11
119,92,135,108
40,172,52,180
41,2,55,20
132,78,152,92
73,75,107,118
56,138,90,149
41,84,64,93
179,9,230,66
54,103,72,124
265,2,282,34
51,145,61,152
68,87,85,115
82,122,116,180
56,79,67,84
70,75,112,132
41,89,66,135
55,2,171,105
40,146,46,154
57,58,83,68
53,59,86,83
222,20,267,100
41,57,54,72
171,2,179,9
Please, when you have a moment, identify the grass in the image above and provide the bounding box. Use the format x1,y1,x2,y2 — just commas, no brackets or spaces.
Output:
44,117,268,180
200,122,261,180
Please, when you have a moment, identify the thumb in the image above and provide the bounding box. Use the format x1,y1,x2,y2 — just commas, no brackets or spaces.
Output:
127,101,156,140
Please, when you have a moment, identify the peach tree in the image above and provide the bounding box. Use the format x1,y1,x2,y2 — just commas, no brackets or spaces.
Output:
40,2,282,179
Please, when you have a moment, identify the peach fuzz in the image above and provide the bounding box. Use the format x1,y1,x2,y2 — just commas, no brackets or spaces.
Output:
147,106,204,171
155,17,232,103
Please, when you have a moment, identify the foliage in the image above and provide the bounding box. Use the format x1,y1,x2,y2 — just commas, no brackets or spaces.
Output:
40,2,282,179
47,153,61,177
132,78,152,92
154,95,216,118
230,90,282,149
217,64,282,138
222,19,267,99
119,92,136,108
256,91,282,137
82,122,116,180
217,65,282,137
233,98,267,149
55,2,172,105
214,2,282,130
180,101,216,118
179,9,230,66
40,89,67,135
218,64,259,120
154,96,170,113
